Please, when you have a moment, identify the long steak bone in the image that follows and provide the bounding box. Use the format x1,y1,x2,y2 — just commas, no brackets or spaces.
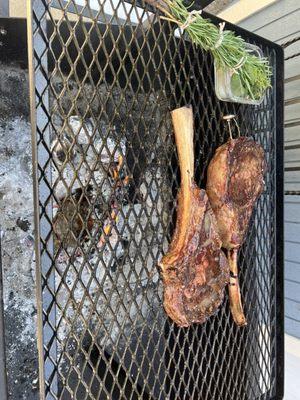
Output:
207,137,266,326
159,106,229,327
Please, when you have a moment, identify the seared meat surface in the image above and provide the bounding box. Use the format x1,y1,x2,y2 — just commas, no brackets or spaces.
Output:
207,137,266,326
161,185,229,326
160,106,229,327
207,137,265,249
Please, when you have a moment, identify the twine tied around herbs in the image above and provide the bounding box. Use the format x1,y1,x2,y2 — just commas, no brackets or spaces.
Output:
179,14,227,54
149,0,271,100
214,22,226,49
179,9,202,31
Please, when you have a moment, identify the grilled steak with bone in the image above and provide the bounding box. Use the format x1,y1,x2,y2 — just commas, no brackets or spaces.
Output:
159,106,229,327
207,136,266,326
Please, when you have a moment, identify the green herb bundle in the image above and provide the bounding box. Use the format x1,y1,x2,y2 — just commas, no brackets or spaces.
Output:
150,0,272,101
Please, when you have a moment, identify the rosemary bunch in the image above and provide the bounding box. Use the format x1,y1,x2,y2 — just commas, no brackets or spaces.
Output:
151,0,272,101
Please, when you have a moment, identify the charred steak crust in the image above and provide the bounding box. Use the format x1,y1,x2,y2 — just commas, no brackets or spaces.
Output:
160,184,229,327
206,136,266,326
207,137,266,249
160,106,230,328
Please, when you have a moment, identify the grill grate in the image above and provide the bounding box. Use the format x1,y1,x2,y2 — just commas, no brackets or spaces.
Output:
27,1,284,399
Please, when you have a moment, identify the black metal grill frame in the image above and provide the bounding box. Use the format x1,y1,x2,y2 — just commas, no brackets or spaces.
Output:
27,1,284,399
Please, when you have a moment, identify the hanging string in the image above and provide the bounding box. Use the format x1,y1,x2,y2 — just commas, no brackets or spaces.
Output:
223,114,241,138
180,9,202,31
233,117,241,137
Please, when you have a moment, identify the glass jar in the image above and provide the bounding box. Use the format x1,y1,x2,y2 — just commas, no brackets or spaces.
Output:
214,43,265,105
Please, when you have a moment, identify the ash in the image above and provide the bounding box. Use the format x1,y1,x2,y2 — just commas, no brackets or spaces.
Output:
0,60,174,398
49,76,174,382
0,63,38,399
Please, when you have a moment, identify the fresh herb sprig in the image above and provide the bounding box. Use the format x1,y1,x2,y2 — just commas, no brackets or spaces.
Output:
150,0,272,101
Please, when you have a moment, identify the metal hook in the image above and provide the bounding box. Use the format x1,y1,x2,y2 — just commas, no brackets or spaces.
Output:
222,114,241,138
223,114,235,139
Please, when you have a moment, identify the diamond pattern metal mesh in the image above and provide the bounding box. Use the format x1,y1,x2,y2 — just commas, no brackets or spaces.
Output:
28,1,284,399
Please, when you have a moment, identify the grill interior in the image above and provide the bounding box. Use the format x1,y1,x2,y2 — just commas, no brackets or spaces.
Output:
28,1,284,399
